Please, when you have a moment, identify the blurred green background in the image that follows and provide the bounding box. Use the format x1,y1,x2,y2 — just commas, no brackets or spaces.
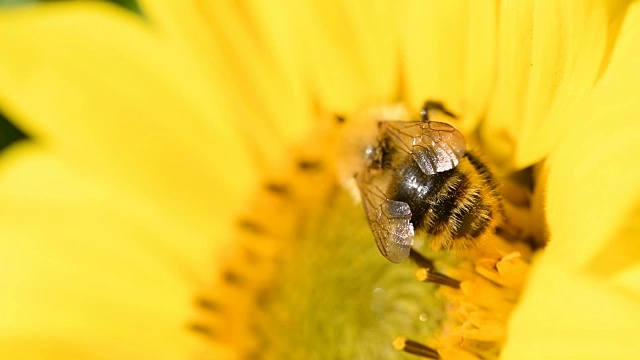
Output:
0,0,141,151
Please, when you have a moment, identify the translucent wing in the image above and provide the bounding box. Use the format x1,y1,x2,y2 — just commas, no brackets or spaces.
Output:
357,175,414,263
380,120,467,175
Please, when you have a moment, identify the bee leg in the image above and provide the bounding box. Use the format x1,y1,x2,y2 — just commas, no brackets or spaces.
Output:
408,249,435,269
420,100,457,121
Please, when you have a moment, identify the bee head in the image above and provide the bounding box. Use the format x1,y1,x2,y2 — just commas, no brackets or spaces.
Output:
334,103,411,203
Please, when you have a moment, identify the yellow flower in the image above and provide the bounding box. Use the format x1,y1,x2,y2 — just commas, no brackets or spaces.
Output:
0,1,639,359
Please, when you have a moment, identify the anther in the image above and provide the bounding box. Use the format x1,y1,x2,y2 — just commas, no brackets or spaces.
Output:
238,218,267,235
242,247,262,264
222,269,245,286
264,182,290,196
195,297,223,312
416,268,461,288
393,337,440,359
188,323,216,337
243,352,262,360
255,289,271,308
297,159,322,171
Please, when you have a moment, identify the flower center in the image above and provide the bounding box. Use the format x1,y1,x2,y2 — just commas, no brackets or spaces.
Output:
191,103,538,360
253,190,449,359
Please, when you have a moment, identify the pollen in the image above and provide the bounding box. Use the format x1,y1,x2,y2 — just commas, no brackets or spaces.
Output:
191,105,538,360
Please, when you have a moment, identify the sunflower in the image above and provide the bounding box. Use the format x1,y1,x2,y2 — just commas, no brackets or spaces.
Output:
0,1,639,359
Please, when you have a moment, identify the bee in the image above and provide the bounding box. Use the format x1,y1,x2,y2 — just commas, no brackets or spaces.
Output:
351,101,501,263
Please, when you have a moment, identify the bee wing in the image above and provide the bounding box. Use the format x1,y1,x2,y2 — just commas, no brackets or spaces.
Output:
358,177,414,263
380,121,467,175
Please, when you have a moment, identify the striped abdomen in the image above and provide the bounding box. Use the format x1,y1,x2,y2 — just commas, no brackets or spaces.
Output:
387,152,501,251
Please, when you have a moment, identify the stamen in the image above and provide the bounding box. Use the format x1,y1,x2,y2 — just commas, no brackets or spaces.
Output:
297,159,323,171
238,219,268,235
187,323,216,338
195,297,223,312
393,337,441,359
264,182,290,196
222,269,245,286
416,268,461,288
242,351,262,360
241,247,262,264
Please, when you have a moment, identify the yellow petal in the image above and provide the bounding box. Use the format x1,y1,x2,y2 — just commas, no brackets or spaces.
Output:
141,0,403,116
288,1,401,112
0,338,232,360
399,0,498,132
545,0,640,271
484,0,624,168
502,259,640,359
140,0,317,159
0,144,220,359
515,0,624,167
0,3,256,238
233,1,316,144
505,5,640,357
1,139,231,283
482,0,533,165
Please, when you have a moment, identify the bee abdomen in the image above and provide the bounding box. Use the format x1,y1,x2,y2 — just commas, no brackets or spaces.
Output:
389,152,500,251
439,153,501,249
466,152,499,192
424,170,473,236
